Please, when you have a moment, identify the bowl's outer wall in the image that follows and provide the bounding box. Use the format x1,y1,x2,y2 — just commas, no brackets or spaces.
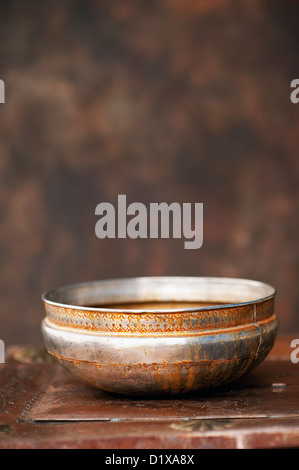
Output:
42,278,278,395
42,315,277,395
42,277,278,395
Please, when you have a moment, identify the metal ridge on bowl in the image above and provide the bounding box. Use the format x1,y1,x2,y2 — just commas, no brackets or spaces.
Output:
41,276,278,396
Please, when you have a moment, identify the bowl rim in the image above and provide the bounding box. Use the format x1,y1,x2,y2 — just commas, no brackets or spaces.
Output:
41,276,276,314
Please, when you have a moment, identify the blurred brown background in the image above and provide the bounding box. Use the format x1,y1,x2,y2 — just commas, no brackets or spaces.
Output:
0,0,298,346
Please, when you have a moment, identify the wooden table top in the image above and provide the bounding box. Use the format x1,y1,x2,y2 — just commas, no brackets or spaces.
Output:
0,335,298,449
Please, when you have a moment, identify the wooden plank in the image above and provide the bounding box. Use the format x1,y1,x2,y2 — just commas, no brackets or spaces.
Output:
25,358,299,422
0,337,299,448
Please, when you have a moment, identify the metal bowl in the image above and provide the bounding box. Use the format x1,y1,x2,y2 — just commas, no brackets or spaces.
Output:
41,276,278,396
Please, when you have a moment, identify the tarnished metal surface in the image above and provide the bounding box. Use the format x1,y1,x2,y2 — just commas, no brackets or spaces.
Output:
41,277,278,395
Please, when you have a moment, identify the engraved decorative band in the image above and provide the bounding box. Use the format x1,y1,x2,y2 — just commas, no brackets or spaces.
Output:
45,300,274,335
